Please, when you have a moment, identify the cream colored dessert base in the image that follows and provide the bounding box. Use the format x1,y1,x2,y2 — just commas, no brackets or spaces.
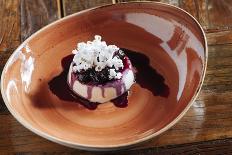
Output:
67,64,134,103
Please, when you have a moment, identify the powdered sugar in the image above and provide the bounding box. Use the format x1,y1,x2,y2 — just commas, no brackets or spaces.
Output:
72,35,123,79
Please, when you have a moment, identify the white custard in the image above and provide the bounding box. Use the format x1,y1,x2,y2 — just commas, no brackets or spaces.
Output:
68,62,134,103
67,35,135,103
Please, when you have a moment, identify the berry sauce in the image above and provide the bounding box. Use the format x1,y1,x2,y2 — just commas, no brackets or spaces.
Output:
48,54,99,110
48,49,169,110
123,48,170,97
48,54,128,110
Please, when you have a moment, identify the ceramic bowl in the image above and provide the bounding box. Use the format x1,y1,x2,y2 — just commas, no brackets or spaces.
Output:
1,2,207,150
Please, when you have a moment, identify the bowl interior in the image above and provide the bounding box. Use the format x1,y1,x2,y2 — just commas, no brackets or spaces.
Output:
1,2,206,149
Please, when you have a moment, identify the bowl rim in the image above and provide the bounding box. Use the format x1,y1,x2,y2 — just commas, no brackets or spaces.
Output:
1,1,208,151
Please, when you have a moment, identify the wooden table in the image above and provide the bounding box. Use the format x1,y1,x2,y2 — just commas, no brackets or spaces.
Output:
1,0,232,154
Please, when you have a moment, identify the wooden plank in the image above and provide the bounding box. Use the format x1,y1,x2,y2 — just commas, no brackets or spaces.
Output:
179,0,232,30
206,30,232,45
0,115,74,153
179,0,232,45
116,0,140,2
0,0,20,52
179,0,208,29
204,0,232,45
158,0,179,6
122,139,232,154
0,0,20,68
0,0,21,115
62,0,113,16
1,114,232,154
207,0,232,30
179,0,199,20
116,0,179,6
20,0,60,41
201,45,232,92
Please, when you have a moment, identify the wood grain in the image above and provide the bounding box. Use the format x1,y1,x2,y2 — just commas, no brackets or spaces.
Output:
206,30,232,45
0,0,20,115
116,0,179,6
1,114,232,154
120,139,232,155
62,0,113,16
0,115,73,153
1,0,232,154
179,0,198,20
179,0,232,45
20,0,59,41
179,0,232,30
207,0,232,30
0,0,20,52
180,0,209,29
205,0,232,45
0,0,20,69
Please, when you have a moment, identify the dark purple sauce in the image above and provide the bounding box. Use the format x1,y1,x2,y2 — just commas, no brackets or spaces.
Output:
111,92,128,108
101,88,105,98
48,49,169,110
87,86,92,100
70,72,76,88
123,48,170,97
48,55,99,110
48,54,128,110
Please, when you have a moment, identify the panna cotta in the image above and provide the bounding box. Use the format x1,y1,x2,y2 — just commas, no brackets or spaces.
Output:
67,35,135,103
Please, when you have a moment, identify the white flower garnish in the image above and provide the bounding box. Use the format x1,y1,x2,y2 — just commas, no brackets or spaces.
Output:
109,69,122,79
72,35,124,80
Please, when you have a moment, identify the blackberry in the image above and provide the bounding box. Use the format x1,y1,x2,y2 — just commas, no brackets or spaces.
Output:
77,67,111,85
97,67,110,83
75,49,126,85
77,70,91,83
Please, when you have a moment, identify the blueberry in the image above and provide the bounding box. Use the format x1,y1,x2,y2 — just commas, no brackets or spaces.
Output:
76,49,126,84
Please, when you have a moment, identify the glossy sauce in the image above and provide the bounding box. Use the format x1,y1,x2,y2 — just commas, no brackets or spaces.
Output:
123,48,170,97
48,49,169,110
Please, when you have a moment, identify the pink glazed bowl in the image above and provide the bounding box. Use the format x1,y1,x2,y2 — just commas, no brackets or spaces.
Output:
1,2,207,151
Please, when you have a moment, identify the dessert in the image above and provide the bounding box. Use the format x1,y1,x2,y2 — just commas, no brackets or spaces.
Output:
67,35,135,103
